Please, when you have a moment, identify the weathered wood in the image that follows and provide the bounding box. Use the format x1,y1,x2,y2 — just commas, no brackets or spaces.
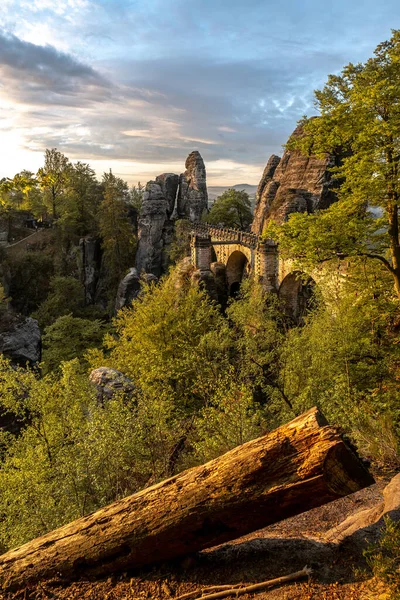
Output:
0,407,374,591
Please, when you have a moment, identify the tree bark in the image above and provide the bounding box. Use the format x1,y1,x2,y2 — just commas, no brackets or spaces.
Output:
0,407,374,592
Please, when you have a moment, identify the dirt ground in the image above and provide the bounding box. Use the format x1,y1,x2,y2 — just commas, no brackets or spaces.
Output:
2,472,396,600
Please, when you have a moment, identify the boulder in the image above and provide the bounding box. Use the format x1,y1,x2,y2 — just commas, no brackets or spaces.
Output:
89,367,135,403
0,311,41,366
177,151,208,222
251,123,340,234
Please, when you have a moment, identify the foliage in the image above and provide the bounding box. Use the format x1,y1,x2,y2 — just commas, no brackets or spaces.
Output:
192,376,267,463
279,259,400,463
32,276,85,328
0,171,45,220
226,280,292,417
98,171,136,300
37,149,70,219
365,517,400,598
129,182,145,214
92,271,230,413
41,314,105,373
168,219,192,264
0,284,9,312
8,251,54,314
59,162,101,239
269,30,400,298
205,188,253,229
0,358,147,547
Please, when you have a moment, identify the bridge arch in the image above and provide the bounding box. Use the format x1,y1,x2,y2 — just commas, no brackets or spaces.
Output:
278,271,316,322
226,250,249,296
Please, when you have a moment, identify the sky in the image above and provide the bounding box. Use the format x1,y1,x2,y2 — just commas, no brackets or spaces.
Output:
0,0,399,185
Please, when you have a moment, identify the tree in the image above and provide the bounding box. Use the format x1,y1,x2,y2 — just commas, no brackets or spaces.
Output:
41,314,105,373
60,162,101,238
95,271,230,414
205,189,253,229
269,31,400,299
37,149,70,219
98,171,136,298
32,276,85,328
129,182,144,214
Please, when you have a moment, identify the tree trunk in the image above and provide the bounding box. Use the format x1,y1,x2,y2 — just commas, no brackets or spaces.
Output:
0,407,373,592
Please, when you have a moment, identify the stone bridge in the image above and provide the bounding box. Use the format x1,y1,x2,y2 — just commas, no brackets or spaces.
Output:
190,223,316,320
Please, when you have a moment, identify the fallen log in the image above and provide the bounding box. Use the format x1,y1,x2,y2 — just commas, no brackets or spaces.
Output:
0,407,374,591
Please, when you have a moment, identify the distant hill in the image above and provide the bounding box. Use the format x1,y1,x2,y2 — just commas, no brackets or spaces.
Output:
207,184,258,210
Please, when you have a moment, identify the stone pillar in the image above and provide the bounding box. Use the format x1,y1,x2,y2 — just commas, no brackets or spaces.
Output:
191,234,212,271
256,240,278,292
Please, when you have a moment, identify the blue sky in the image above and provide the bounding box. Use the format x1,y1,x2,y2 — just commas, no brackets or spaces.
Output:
0,0,399,184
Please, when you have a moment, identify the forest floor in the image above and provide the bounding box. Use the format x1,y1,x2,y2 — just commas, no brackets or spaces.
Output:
3,470,396,600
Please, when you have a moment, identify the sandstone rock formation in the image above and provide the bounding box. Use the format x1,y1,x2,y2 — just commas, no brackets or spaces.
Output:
89,367,135,403
114,268,157,313
0,311,41,366
252,124,340,235
136,152,208,277
177,151,208,222
135,174,179,276
79,236,102,305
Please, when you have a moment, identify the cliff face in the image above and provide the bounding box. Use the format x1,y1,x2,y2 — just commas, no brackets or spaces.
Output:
252,125,340,235
135,151,208,276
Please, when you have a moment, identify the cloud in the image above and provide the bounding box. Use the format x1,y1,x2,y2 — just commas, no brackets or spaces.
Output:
1,0,399,184
0,29,110,105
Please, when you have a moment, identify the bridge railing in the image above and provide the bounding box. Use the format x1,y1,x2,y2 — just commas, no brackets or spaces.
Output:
190,222,260,248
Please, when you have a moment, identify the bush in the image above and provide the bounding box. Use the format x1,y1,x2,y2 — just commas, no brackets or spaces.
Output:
365,517,400,598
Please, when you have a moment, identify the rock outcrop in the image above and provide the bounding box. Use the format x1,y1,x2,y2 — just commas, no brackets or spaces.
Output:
136,151,208,277
79,237,102,305
114,268,157,313
89,367,135,403
252,124,340,235
177,151,208,222
0,311,41,366
135,174,179,276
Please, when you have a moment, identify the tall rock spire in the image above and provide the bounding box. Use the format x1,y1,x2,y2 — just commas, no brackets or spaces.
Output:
177,151,208,222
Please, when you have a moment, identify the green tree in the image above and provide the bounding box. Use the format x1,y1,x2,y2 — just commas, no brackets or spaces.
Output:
129,182,144,214
92,271,230,413
226,280,292,415
205,189,253,229
98,171,136,297
270,31,400,298
42,314,105,373
60,162,101,238
0,358,144,547
37,149,70,219
279,260,400,465
32,276,85,328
